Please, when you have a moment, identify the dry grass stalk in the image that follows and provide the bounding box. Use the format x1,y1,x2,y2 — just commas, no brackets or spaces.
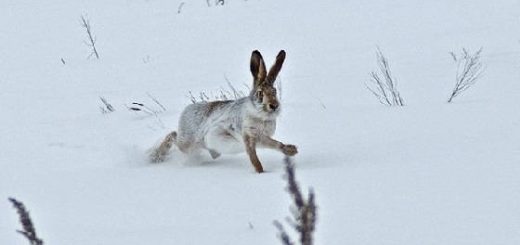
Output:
8,198,44,245
99,96,115,113
366,48,404,106
188,82,247,104
274,157,317,245
80,15,100,59
448,48,484,103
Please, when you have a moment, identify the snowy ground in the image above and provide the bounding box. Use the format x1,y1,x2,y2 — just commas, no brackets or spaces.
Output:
1,0,520,244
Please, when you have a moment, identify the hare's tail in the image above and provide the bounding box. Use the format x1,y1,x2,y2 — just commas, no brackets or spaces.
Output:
149,131,177,163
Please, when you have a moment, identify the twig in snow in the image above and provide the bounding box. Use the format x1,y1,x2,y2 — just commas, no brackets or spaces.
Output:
366,48,404,106
127,101,166,129
447,48,484,103
187,82,247,104
274,157,317,245
100,96,115,113
80,15,100,59
147,93,167,111
8,198,44,245
177,2,185,14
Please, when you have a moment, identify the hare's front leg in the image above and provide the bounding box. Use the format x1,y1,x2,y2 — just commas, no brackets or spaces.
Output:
243,135,264,173
259,136,298,156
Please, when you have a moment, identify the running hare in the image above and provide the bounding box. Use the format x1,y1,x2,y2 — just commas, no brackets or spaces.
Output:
152,50,297,173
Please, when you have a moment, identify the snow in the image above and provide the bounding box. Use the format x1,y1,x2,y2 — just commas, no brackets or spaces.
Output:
1,0,520,244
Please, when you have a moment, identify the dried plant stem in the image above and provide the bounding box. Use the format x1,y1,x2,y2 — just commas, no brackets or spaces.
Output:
274,157,317,245
147,93,167,111
188,82,247,104
81,15,100,59
366,48,404,106
8,198,44,245
177,2,185,14
448,48,484,103
99,96,115,113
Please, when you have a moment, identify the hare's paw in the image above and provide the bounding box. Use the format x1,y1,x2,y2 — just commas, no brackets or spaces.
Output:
149,149,167,163
209,149,221,159
281,144,298,156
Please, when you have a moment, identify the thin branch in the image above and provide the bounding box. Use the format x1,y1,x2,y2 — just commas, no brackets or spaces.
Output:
187,82,247,104
274,221,295,245
8,198,44,245
447,48,484,103
224,76,247,99
274,157,318,245
366,48,404,106
177,2,185,14
147,93,167,111
100,96,115,113
80,15,100,59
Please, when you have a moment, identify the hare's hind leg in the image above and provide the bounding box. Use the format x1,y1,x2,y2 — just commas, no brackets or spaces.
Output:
150,131,177,163
205,127,243,159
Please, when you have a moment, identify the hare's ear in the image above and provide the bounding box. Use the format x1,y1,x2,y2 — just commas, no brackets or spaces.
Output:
250,50,266,88
266,50,286,84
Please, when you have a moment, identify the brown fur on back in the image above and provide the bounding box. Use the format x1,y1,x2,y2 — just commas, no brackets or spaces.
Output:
204,100,233,117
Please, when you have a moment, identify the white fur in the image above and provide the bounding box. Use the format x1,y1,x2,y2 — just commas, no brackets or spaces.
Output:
175,96,280,156
150,50,295,172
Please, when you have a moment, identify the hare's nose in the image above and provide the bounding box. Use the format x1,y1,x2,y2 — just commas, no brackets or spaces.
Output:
269,103,278,111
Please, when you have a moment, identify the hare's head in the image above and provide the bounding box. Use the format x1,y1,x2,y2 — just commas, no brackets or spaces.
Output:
249,50,285,114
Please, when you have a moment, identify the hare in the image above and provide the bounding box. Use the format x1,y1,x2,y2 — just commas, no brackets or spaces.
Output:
151,50,297,173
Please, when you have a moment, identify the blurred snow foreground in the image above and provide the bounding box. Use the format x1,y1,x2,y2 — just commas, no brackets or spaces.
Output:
2,0,520,244
8,157,316,245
